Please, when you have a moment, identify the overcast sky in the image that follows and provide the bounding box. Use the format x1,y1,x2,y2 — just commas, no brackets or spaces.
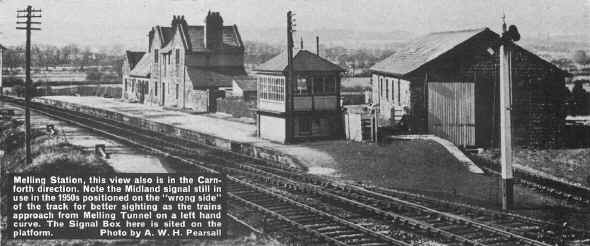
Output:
0,0,588,48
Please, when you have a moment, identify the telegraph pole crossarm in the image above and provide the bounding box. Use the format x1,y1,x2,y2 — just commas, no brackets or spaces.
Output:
16,5,42,165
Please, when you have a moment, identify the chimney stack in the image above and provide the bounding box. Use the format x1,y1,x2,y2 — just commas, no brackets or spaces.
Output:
316,36,319,56
148,29,155,51
300,37,304,49
205,11,224,49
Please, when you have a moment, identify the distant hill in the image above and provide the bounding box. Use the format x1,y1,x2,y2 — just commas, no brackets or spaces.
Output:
241,27,414,49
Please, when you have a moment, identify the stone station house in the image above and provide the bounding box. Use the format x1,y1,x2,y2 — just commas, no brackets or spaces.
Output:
122,12,247,112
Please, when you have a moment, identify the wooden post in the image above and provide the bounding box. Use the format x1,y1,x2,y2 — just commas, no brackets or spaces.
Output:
285,11,295,143
499,21,513,210
17,5,41,164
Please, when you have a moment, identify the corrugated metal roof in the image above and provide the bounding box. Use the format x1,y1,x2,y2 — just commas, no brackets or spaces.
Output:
187,67,248,88
371,28,489,76
129,52,152,77
256,49,345,72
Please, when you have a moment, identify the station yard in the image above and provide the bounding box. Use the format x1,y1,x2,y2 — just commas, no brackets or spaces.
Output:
31,96,588,210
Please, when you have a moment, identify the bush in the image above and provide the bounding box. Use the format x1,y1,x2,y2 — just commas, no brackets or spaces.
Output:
2,76,24,87
86,71,102,81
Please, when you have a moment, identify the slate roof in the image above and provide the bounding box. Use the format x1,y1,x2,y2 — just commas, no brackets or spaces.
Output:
371,27,568,77
129,52,152,78
371,28,489,76
234,77,257,91
125,51,146,70
187,67,248,88
159,26,174,47
182,25,243,51
256,49,345,73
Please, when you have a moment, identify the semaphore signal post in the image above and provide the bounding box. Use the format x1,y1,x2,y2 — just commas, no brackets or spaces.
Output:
16,5,42,165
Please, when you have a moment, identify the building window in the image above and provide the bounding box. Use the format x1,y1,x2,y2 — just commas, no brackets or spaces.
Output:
163,54,166,76
385,79,389,100
259,76,285,102
296,76,310,95
124,79,127,92
175,49,180,64
299,117,311,135
397,79,401,105
380,78,383,98
154,49,159,63
155,82,158,96
132,80,135,92
325,77,336,93
390,79,394,101
313,77,324,94
176,84,179,100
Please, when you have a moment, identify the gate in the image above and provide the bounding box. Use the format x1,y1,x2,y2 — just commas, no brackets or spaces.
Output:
427,82,475,146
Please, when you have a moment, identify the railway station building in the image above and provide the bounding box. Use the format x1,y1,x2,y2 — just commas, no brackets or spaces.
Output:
370,27,570,148
122,12,247,112
254,49,346,143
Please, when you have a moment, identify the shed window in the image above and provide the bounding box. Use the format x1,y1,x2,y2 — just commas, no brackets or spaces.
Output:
397,79,401,104
380,78,383,97
386,79,389,100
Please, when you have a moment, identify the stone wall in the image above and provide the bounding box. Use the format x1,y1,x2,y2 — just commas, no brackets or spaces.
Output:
216,97,256,118
186,89,211,113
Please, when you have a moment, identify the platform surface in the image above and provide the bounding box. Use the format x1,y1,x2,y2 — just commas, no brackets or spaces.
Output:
39,96,339,170
40,96,563,207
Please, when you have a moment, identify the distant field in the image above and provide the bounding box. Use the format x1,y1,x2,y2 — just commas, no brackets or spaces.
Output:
3,67,118,83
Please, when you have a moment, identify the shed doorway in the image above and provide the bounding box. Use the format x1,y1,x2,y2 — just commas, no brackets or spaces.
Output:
427,82,475,146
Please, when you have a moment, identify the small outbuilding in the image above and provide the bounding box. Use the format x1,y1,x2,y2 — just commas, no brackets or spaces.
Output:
232,78,257,101
370,27,570,148
255,49,345,143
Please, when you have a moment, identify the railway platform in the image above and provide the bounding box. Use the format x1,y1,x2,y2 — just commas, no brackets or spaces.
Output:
20,96,590,228
33,96,481,174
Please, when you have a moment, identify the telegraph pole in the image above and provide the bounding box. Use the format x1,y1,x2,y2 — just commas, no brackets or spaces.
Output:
499,15,520,210
17,5,42,164
286,11,295,143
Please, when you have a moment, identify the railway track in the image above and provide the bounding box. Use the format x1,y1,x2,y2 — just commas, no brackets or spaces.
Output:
468,154,590,207
3,96,588,245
